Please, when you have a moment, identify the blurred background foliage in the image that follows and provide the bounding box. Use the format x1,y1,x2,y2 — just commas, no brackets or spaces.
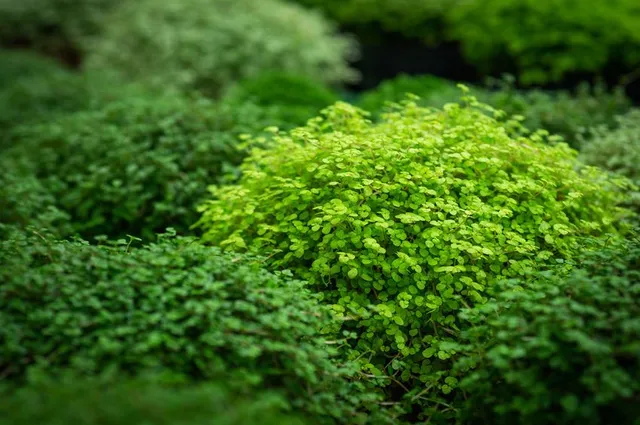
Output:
1,0,639,98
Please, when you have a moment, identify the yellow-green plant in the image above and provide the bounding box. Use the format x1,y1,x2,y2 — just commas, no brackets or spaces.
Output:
197,94,630,417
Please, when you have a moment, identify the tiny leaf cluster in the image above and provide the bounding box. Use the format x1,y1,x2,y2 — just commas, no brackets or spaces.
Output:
455,236,640,425
197,97,629,412
0,231,392,425
1,94,279,240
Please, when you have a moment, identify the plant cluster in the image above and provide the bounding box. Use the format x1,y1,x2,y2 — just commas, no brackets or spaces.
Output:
0,160,72,242
357,75,631,148
293,0,452,42
356,74,462,115
0,94,280,241
222,72,341,129
455,236,640,425
357,74,632,148
484,78,632,148
0,374,305,425
296,0,640,84
197,98,630,417
0,231,396,425
2,2,640,423
447,0,640,84
580,110,640,222
86,0,359,98
0,49,145,144
0,0,121,57
0,50,67,85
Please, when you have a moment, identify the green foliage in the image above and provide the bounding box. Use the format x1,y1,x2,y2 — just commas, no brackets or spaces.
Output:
0,0,120,56
293,0,451,42
0,232,395,425
447,0,640,84
356,74,632,148
356,74,462,115
197,98,630,416
222,72,340,129
580,110,640,222
86,0,358,98
0,49,145,144
0,50,66,86
484,78,632,148
0,159,71,241
455,236,640,425
0,373,305,425
1,95,279,240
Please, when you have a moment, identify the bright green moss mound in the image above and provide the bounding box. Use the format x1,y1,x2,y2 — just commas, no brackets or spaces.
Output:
455,236,640,425
0,374,305,425
222,72,341,128
197,97,629,411
581,110,640,222
1,95,279,241
447,0,640,84
86,0,358,98
0,232,392,425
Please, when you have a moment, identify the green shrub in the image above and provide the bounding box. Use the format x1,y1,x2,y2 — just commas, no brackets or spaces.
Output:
222,72,341,128
455,236,640,425
356,74,463,115
0,49,148,146
0,374,305,425
0,232,395,425
197,98,630,417
1,95,279,241
485,78,632,148
356,74,632,148
0,0,121,57
86,0,358,98
580,110,640,222
447,0,640,84
0,160,71,241
293,0,451,42
0,50,67,87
